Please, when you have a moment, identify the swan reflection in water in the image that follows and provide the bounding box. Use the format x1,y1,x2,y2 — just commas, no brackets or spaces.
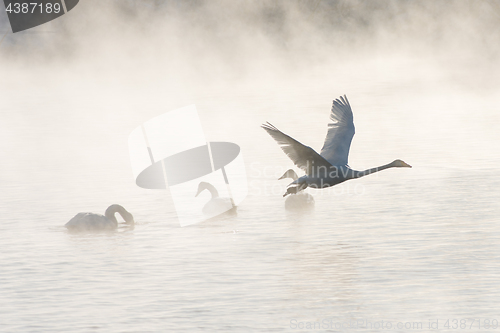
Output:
279,169,315,211
65,204,134,232
195,182,236,218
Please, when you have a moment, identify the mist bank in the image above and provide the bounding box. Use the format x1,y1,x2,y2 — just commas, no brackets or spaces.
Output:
0,1,499,76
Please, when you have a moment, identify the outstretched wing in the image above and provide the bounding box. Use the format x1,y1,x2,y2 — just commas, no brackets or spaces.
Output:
320,95,355,166
261,122,332,176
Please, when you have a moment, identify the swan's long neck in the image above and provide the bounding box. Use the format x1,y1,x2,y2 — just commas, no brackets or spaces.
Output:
204,183,219,198
105,204,134,225
352,162,397,179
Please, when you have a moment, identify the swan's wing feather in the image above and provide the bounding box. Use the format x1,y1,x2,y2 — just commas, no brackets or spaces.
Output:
262,122,332,175
320,95,355,166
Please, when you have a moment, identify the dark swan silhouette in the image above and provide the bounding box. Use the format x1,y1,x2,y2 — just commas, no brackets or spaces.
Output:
262,95,411,196
65,204,134,231
279,169,315,210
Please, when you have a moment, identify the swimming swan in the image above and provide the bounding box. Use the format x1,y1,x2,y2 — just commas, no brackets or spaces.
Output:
65,204,134,231
195,182,236,217
262,95,411,196
279,169,315,210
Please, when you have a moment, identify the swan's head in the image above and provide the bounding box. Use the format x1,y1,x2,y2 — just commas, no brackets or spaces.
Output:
392,159,412,168
195,182,209,197
105,204,134,224
195,182,220,198
121,210,135,224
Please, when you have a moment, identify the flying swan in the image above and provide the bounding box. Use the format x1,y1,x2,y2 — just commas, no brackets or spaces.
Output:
262,95,411,196
65,204,134,231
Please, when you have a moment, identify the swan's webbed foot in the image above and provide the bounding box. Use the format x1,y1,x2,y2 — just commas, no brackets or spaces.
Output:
283,183,308,197
283,187,297,197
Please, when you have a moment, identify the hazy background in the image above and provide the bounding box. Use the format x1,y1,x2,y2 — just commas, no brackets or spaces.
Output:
1,1,500,332
1,0,500,218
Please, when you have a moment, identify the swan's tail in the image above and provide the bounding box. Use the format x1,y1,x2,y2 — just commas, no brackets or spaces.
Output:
278,169,299,181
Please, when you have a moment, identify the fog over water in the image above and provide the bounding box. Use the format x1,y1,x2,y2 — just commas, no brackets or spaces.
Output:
1,1,500,332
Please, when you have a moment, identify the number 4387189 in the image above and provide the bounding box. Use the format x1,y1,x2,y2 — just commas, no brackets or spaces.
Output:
5,2,62,14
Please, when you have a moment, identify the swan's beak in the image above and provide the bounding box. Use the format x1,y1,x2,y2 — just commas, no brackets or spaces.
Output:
278,173,286,180
404,162,412,168
195,188,202,197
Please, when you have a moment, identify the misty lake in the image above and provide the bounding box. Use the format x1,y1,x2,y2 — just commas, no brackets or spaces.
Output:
1,1,500,332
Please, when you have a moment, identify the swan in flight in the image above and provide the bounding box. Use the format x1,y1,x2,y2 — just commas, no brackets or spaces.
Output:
262,95,411,196
279,169,315,210
65,204,134,231
195,182,236,217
